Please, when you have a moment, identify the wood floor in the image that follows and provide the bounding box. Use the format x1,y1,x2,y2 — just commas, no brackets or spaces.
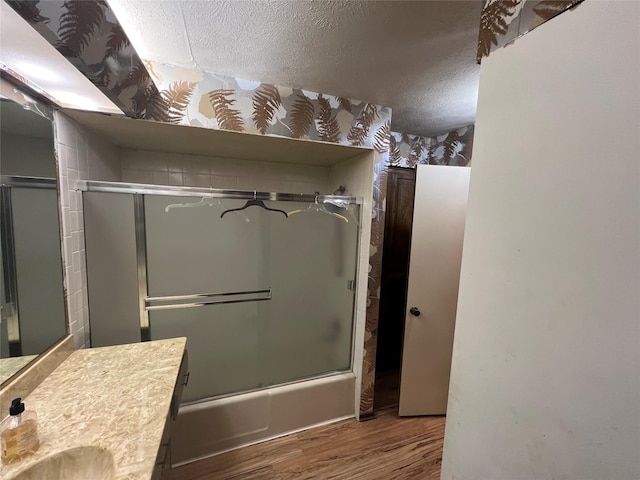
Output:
170,372,446,480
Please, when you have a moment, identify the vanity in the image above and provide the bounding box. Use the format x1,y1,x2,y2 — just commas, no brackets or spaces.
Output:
0,337,188,480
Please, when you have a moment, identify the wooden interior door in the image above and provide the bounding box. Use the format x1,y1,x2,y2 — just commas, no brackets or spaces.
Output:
377,167,416,373
398,164,470,416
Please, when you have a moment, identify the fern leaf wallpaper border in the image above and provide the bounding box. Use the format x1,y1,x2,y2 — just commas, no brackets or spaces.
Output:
477,0,584,63
145,62,392,150
4,0,158,118
389,126,475,168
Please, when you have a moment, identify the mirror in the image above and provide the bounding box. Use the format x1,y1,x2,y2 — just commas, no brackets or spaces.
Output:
0,98,67,385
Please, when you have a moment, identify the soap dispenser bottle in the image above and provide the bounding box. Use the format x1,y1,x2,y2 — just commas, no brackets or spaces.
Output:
0,398,39,465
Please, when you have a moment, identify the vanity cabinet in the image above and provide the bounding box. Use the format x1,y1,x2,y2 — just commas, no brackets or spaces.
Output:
0,338,188,480
153,350,189,480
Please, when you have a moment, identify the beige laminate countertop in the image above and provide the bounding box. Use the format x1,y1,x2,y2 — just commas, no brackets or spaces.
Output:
0,337,187,480
0,356,37,385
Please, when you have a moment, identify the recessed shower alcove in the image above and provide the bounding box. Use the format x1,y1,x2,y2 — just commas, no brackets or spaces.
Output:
56,109,377,463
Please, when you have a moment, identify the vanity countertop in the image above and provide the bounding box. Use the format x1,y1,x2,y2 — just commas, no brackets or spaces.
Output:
0,356,37,385
0,337,187,480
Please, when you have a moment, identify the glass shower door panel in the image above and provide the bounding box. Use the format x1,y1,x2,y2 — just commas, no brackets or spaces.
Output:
144,195,270,401
149,302,261,402
144,196,265,296
144,194,360,398
263,201,360,386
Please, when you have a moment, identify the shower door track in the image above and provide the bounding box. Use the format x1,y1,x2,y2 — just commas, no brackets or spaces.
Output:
77,180,361,205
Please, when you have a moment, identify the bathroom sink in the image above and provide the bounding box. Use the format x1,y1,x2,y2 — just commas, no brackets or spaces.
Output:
9,446,115,480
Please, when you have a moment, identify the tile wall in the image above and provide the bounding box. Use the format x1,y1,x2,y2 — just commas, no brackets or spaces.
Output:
53,112,120,349
121,150,331,195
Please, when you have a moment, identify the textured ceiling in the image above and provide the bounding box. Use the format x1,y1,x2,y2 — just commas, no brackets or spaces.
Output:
107,0,482,137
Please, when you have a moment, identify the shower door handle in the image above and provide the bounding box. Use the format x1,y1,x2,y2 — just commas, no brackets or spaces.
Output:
145,288,272,311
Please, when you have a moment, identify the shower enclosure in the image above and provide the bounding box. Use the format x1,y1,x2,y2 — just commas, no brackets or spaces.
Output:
0,176,66,358
83,183,361,404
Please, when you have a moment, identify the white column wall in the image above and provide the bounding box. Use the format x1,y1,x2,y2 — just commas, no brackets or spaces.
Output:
442,2,640,479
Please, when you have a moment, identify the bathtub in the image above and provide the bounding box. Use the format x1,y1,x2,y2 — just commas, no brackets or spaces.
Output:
171,371,356,465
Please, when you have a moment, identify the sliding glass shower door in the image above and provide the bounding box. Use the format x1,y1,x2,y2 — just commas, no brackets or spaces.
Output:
143,195,360,403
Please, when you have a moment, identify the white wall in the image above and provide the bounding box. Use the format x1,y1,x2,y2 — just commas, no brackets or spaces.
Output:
53,112,121,349
442,2,640,479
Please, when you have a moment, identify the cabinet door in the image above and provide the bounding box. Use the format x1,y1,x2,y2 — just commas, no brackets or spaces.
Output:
152,415,171,480
153,350,188,479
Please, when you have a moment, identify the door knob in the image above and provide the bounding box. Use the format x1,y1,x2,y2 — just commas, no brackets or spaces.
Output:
409,307,421,317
